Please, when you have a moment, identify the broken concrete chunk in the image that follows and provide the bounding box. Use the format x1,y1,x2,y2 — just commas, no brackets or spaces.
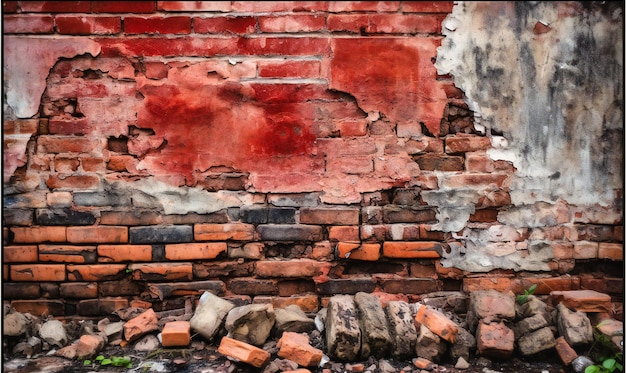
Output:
517,326,556,356
3,312,30,337
38,319,68,348
556,303,593,347
325,294,361,362
274,305,316,335
225,303,275,347
190,291,235,341
354,292,392,359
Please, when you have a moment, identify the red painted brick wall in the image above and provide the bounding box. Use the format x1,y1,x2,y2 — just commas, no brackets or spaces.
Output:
2,1,623,317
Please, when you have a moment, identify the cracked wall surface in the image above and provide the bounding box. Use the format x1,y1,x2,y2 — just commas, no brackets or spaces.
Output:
2,1,623,315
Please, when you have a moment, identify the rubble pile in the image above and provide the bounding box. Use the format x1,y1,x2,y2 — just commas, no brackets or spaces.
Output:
2,290,623,373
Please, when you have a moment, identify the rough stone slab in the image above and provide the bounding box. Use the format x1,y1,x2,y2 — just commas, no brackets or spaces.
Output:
385,300,417,358
274,305,316,334
556,303,593,347
355,292,392,359
415,323,446,362
225,303,275,347
517,327,556,356
325,294,361,361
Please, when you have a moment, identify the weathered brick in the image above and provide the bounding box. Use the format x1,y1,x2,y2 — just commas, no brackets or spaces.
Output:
73,191,131,207
129,225,193,244
59,282,98,299
46,174,101,190
299,207,360,225
55,15,121,35
98,278,142,297
194,223,256,241
383,242,441,259
329,226,360,242
259,14,325,33
218,336,271,368
549,290,612,313
67,264,128,281
328,2,398,12
367,13,443,34
445,135,492,153
10,226,66,243
77,297,129,316
11,264,66,281
337,242,381,261
165,242,227,260
3,14,54,33
257,224,323,241
555,336,579,365
598,242,623,260
37,136,102,154
194,261,254,278
35,208,97,226
193,15,256,34
258,60,321,79
18,1,91,12
252,295,319,313
361,225,388,241
97,244,153,262
414,153,464,171
67,226,128,244
256,259,330,279
39,244,97,264
573,241,599,259
381,278,440,294
229,278,278,295
95,36,234,58
91,1,155,13
441,174,508,189
3,282,41,299
401,1,454,13
316,278,377,295
100,210,164,225
383,206,437,223
327,14,370,32
159,1,233,11
129,263,193,281
3,245,38,263
11,299,66,316
4,191,47,209
3,209,34,226
415,304,459,343
124,16,191,34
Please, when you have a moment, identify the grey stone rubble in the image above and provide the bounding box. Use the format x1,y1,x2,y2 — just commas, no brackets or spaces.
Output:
2,290,623,373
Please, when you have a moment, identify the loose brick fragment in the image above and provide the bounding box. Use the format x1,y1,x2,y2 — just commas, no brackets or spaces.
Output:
161,321,191,347
218,336,271,368
550,290,612,313
555,336,578,365
277,331,324,367
415,304,459,343
124,308,159,343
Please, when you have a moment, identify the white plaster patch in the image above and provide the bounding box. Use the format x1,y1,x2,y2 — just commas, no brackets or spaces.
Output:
3,36,101,119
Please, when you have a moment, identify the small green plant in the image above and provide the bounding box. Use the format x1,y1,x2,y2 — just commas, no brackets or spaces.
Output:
585,321,624,373
516,284,537,304
584,353,623,373
83,354,133,368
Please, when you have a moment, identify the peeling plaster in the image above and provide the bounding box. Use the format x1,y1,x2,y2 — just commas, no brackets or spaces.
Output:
435,1,624,207
3,36,101,119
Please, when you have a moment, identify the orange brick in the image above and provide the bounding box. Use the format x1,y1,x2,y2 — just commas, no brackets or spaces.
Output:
550,290,612,313
336,242,380,261
555,336,578,365
255,259,331,278
382,241,441,259
253,295,319,313
161,321,191,347
67,264,128,281
3,245,38,262
46,174,101,190
573,241,598,259
463,277,519,293
39,244,97,263
11,264,65,281
10,226,66,243
218,336,271,368
413,357,435,370
128,263,193,281
11,299,65,316
194,223,255,241
97,244,153,262
277,331,323,367
165,242,227,260
67,226,128,243
328,226,360,242
415,304,459,343
598,243,623,260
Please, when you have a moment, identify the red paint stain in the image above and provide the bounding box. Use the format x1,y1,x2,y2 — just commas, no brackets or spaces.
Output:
136,76,320,187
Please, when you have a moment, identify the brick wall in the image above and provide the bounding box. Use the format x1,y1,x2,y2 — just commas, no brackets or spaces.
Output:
2,1,623,317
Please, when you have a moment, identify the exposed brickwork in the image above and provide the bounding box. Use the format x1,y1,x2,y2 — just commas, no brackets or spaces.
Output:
1,1,622,318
